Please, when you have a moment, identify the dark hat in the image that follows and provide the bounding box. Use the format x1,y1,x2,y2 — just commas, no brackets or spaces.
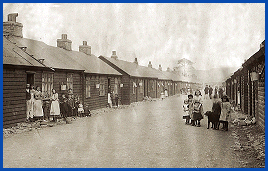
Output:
188,94,193,98
221,95,229,102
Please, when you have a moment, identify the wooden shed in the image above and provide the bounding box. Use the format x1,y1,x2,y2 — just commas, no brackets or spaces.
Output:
8,35,122,111
3,36,52,128
99,55,159,104
226,40,265,130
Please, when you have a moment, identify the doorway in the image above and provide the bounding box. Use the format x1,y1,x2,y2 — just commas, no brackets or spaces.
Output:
27,73,35,86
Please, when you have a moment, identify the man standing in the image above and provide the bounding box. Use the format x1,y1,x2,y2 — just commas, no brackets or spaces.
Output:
209,85,213,99
204,85,209,99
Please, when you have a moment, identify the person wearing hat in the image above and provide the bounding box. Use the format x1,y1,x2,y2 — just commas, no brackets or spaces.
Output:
220,95,231,131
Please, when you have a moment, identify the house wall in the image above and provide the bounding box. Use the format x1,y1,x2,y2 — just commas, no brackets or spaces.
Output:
3,67,27,128
83,75,122,110
257,69,265,130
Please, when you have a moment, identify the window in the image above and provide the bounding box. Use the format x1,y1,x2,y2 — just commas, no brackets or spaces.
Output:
86,77,91,98
67,73,73,90
99,77,105,96
42,73,53,97
114,77,119,94
139,79,143,94
133,81,137,94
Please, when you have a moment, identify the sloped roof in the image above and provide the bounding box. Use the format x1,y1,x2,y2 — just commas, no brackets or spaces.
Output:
99,56,158,78
8,37,121,75
3,37,45,67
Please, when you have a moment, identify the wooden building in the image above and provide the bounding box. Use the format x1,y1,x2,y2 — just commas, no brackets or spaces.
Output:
3,13,122,127
99,55,159,104
3,36,52,128
226,40,265,130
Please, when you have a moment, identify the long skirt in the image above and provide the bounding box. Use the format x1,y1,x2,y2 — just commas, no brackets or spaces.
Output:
50,101,60,116
33,100,44,117
192,112,203,121
26,99,34,119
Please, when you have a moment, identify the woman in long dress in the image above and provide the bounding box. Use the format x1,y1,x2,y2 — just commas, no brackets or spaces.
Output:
33,86,44,120
50,89,61,122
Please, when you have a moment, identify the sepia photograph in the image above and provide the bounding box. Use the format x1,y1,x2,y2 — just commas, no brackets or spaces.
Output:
3,3,265,168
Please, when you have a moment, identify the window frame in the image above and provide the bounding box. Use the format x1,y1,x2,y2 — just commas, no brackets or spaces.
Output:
86,76,91,98
67,73,73,91
99,76,105,96
42,72,53,98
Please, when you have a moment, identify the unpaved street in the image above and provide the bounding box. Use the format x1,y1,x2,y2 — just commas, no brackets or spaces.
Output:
4,95,243,168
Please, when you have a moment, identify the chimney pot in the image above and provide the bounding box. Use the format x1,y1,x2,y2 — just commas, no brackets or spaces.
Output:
79,41,91,55
62,34,67,39
134,58,138,65
8,13,18,22
111,51,118,60
148,61,152,68
159,64,162,71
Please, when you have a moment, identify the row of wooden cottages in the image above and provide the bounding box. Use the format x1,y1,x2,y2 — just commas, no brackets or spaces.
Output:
225,40,265,130
3,13,200,128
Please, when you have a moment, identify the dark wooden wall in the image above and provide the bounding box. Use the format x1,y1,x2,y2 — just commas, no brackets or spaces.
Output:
3,68,27,128
257,68,265,130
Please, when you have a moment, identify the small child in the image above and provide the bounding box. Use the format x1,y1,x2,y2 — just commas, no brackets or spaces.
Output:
192,100,204,127
60,94,68,121
182,100,190,124
84,105,91,117
77,103,84,117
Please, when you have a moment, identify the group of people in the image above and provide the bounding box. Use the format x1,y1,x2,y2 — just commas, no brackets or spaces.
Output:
204,85,225,99
108,91,119,108
183,89,231,131
26,84,87,123
183,90,204,127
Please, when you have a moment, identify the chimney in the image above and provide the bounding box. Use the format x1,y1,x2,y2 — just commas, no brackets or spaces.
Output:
57,34,72,51
134,58,138,65
79,41,91,55
3,13,23,38
159,64,162,71
148,61,152,68
111,50,118,60
167,67,171,72
260,40,265,49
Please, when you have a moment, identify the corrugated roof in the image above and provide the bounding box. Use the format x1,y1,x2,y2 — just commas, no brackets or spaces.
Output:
3,37,45,67
8,37,122,75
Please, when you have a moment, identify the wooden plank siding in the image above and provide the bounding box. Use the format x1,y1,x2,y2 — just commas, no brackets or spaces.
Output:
3,68,27,128
83,75,122,110
257,72,265,130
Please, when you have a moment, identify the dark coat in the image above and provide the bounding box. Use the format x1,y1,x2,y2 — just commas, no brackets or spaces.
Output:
212,101,221,116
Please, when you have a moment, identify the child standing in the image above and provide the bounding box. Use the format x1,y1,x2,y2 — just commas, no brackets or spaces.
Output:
182,100,190,124
192,100,204,127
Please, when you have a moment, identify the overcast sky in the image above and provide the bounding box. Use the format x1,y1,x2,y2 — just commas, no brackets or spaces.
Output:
3,3,265,71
